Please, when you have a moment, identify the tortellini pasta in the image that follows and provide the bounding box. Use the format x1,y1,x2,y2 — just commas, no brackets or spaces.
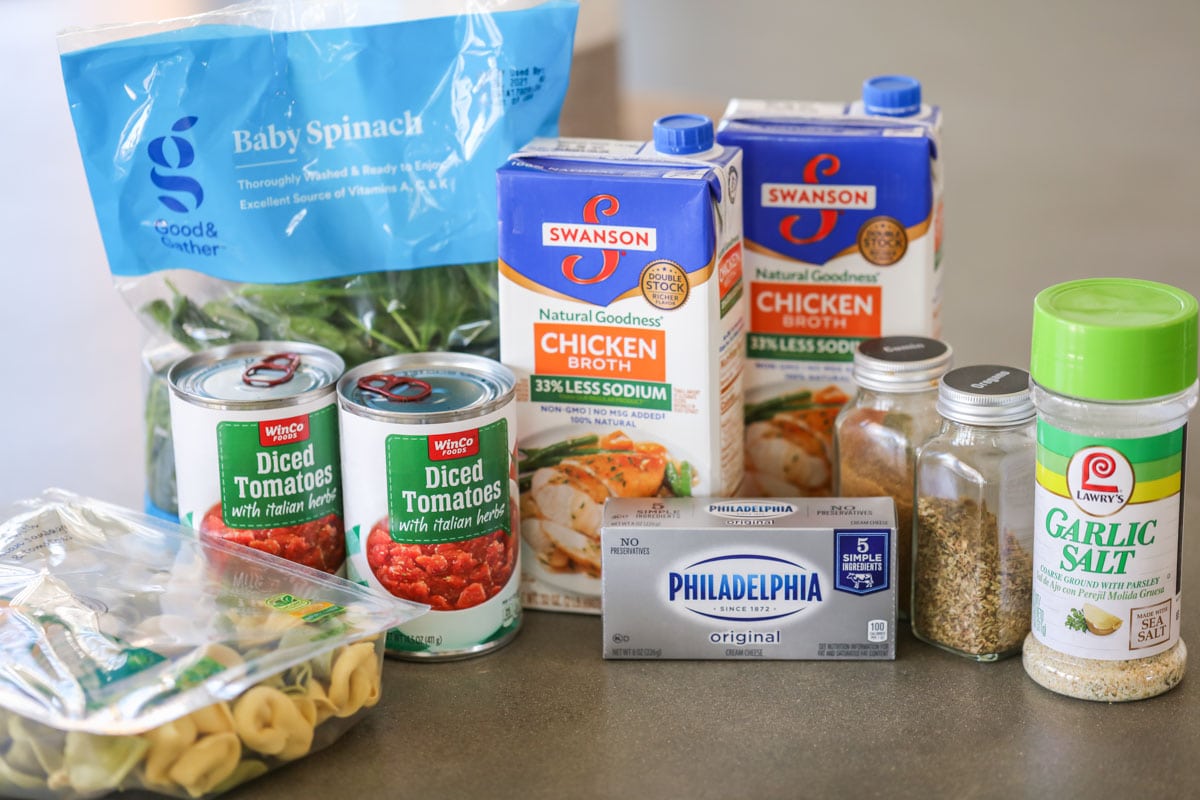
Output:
142,716,199,788
327,642,382,718
0,637,384,799
167,732,241,799
232,687,311,760
299,679,338,727
189,704,235,737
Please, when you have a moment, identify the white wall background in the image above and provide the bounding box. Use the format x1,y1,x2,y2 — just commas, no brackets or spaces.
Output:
1,0,1198,510
619,0,1200,367
0,2,213,510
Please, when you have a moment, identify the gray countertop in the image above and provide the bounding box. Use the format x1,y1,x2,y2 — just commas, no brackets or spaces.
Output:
226,613,1199,799
221,469,1200,800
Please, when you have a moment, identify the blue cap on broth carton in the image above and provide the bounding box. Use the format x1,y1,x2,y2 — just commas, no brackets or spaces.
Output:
863,75,922,116
654,114,714,155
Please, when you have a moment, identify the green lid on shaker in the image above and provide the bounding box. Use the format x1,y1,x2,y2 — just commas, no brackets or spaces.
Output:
1030,278,1198,401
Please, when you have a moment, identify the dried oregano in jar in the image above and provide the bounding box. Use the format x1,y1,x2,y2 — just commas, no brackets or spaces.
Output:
835,336,952,618
1024,279,1198,702
911,365,1036,660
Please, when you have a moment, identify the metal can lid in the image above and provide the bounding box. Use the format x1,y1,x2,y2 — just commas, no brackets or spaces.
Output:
338,352,515,423
168,341,344,409
853,336,952,393
937,365,1034,426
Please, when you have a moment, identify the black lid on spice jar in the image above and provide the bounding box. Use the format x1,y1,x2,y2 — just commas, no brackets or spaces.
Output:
937,365,1035,426
852,336,952,393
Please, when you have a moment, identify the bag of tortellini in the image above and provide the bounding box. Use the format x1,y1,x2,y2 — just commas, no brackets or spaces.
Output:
0,490,426,799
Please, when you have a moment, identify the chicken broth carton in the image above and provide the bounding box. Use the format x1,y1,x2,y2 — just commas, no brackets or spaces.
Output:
498,116,746,613
716,76,943,498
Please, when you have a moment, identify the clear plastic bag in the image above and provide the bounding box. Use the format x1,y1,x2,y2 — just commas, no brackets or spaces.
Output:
0,490,426,799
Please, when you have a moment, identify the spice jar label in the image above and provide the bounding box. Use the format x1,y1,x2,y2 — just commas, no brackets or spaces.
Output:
1031,422,1184,660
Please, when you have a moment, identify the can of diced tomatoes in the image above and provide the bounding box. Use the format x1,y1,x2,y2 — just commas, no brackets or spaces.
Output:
168,341,346,574
338,352,521,660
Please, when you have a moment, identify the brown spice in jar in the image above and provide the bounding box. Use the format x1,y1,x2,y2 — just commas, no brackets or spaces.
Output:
913,496,1032,657
836,409,917,616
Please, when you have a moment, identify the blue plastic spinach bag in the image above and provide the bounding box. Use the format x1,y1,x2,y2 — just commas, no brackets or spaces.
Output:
58,0,578,518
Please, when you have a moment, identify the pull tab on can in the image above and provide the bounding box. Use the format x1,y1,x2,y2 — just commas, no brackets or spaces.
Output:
357,373,433,403
243,353,301,387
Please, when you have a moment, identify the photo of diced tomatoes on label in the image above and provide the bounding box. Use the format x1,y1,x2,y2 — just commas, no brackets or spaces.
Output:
366,515,516,611
200,502,345,573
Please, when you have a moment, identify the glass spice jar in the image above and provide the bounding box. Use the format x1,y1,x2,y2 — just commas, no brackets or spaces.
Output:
911,365,1036,660
834,335,952,618
1023,278,1198,702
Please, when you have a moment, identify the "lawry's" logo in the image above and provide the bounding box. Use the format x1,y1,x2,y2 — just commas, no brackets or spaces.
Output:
762,154,875,245
1067,446,1134,516
543,194,658,285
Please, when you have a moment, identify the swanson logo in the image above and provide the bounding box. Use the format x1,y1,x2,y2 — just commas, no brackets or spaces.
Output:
149,116,204,213
545,194,657,285
761,154,875,245
666,553,822,622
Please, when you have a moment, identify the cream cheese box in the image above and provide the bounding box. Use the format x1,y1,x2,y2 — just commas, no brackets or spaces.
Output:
601,497,896,659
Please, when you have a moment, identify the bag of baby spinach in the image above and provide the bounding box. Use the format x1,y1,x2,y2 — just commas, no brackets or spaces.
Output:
58,0,579,518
